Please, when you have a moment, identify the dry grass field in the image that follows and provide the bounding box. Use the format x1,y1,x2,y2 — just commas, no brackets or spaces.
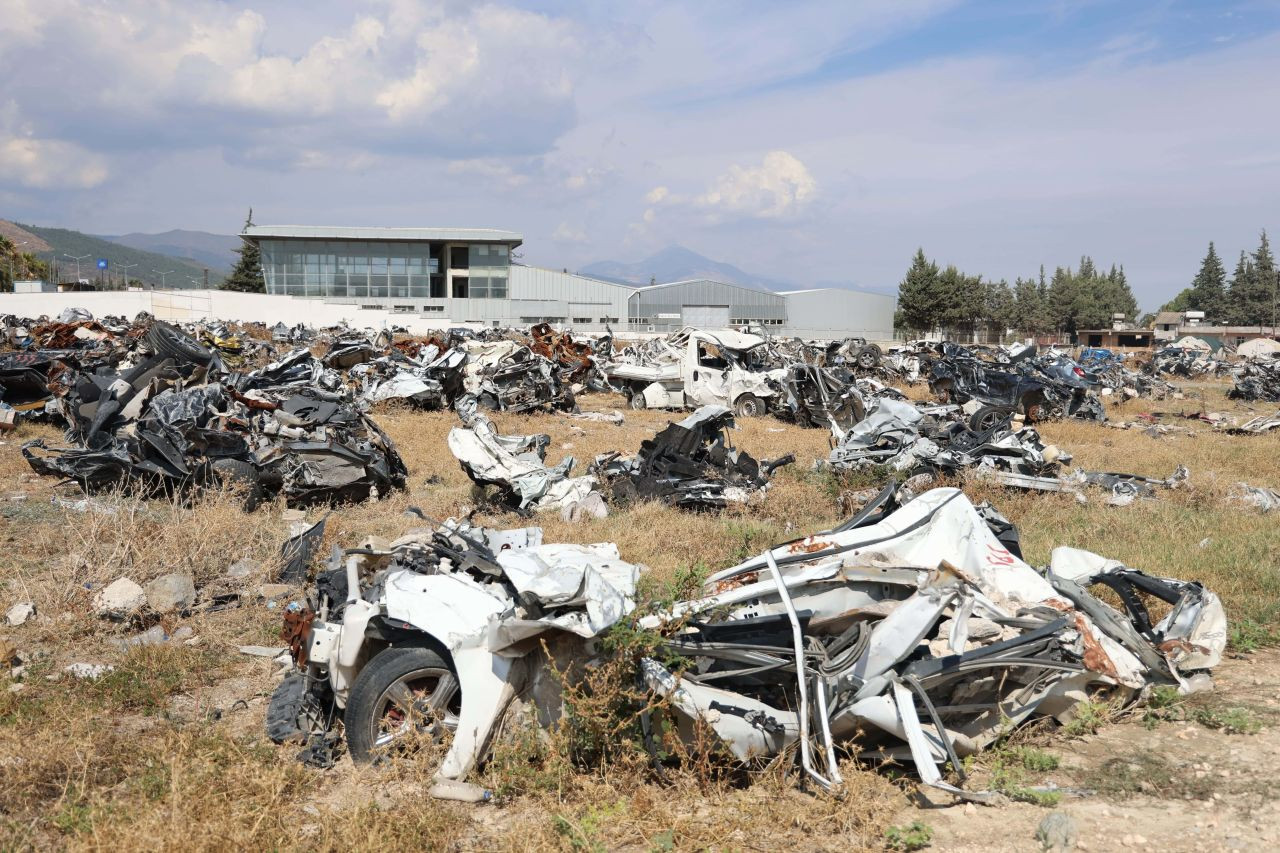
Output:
1,380,1278,851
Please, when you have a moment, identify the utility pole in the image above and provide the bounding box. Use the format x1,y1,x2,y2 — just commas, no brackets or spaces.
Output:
116,262,138,289
63,253,91,281
153,269,175,289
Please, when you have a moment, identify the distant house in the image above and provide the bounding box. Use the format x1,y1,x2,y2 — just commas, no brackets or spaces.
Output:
1153,311,1182,340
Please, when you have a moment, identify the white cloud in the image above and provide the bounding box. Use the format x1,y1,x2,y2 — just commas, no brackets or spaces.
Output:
552,222,588,243
695,151,816,219
0,135,107,189
645,185,669,204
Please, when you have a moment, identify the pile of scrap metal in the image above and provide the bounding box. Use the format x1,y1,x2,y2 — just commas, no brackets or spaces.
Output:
447,395,603,517
22,320,408,508
1143,345,1230,379
825,397,1071,491
928,343,1105,423
460,338,577,413
1226,355,1280,402
590,405,794,509
0,312,146,419
1079,348,1178,400
528,322,611,391
266,486,1225,801
639,485,1225,797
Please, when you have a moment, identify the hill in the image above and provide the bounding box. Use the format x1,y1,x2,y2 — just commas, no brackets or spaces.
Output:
7,221,224,288
580,245,793,290
101,229,239,272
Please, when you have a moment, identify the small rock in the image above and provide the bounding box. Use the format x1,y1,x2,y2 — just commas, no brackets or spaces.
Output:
1198,538,1211,549
65,662,115,680
963,803,976,816
172,626,194,641
258,584,292,600
1036,812,1077,852
144,573,197,613
226,558,260,580
111,624,169,651
93,578,146,617
5,601,34,627
281,508,307,522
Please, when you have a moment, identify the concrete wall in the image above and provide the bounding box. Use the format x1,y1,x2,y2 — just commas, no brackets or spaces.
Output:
0,288,461,334
780,288,896,342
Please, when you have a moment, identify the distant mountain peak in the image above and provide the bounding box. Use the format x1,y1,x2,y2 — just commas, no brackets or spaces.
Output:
580,245,791,290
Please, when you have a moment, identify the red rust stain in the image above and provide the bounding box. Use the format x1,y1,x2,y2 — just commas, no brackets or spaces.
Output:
788,539,831,554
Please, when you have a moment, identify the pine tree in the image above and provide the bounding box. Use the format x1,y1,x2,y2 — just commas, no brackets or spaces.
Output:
1253,230,1278,330
221,209,265,293
1187,242,1227,321
896,249,942,333
1013,275,1045,333
1226,247,1259,326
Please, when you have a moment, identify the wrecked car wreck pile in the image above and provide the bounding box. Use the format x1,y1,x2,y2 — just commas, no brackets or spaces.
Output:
1227,355,1280,402
591,405,794,509
268,485,1225,803
22,321,409,507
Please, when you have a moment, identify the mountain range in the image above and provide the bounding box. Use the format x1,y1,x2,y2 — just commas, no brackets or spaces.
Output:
3,221,226,288
100,229,242,272
579,244,896,296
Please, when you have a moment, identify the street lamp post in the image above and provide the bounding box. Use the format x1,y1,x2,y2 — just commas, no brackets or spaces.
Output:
63,253,91,282
153,269,175,289
116,262,138,289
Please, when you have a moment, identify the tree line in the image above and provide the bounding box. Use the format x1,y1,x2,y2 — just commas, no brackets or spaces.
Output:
895,249,1138,336
1160,231,1276,328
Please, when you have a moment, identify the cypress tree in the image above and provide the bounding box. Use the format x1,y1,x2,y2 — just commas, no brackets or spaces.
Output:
896,248,942,333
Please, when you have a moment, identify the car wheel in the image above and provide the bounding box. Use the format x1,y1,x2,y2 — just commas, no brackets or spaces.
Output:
968,405,1011,434
856,344,882,370
628,388,647,410
734,393,765,418
345,646,461,764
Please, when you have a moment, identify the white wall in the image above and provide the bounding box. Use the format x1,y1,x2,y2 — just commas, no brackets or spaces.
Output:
0,289,464,334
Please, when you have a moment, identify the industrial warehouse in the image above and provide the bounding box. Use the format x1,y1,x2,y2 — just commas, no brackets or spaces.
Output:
242,224,896,340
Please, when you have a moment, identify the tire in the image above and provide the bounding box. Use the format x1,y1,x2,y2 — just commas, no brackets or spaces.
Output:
147,320,215,365
734,393,765,418
211,457,264,510
968,405,1011,434
628,387,647,410
345,646,461,764
266,672,309,744
855,344,882,370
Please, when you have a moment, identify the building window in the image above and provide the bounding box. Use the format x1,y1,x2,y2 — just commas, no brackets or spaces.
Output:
600,317,618,324
423,305,444,313
452,275,468,298
392,305,416,313
449,246,469,269
572,317,592,324
360,304,382,310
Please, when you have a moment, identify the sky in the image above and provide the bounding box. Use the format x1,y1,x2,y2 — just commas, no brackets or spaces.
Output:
2,0,1279,309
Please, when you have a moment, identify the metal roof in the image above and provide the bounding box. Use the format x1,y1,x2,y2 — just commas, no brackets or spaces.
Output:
638,278,775,295
242,225,522,244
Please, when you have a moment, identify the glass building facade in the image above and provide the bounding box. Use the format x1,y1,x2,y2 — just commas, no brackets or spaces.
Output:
258,239,510,300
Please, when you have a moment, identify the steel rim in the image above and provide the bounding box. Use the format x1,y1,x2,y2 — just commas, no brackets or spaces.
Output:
370,666,461,749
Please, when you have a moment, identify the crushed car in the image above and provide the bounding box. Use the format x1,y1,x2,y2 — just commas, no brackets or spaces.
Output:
590,405,794,510
267,486,1225,801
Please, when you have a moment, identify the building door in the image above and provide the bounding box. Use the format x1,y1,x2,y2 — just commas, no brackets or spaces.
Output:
682,304,730,329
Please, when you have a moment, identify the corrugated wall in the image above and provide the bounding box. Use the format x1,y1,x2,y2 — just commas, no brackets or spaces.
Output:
781,289,896,342
628,280,786,332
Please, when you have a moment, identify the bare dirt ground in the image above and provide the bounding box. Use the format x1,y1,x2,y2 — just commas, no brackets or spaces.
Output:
1,380,1278,850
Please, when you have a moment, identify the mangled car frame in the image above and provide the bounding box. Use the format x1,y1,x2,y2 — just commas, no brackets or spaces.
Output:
268,486,1224,799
